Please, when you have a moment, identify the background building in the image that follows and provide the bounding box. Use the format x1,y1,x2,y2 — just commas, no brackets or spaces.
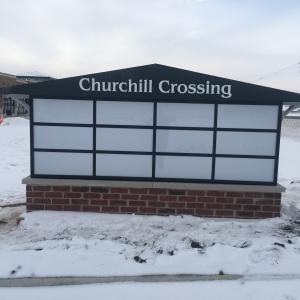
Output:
0,72,53,116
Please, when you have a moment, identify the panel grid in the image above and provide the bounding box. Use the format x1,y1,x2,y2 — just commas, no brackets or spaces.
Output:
31,98,281,184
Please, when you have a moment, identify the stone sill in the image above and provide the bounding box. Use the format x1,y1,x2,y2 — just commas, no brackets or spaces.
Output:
22,176,286,193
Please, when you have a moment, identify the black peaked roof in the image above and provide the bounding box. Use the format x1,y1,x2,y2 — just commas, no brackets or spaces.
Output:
3,64,300,104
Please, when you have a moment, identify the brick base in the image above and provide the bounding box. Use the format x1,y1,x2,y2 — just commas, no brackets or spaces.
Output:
26,185,281,219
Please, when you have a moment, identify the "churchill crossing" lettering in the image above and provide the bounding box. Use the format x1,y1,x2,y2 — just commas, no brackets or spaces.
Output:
79,78,232,98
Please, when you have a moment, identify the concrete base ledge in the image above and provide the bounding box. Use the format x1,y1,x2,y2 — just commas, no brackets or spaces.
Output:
22,176,285,193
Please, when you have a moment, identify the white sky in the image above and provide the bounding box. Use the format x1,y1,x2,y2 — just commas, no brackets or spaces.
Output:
0,0,300,92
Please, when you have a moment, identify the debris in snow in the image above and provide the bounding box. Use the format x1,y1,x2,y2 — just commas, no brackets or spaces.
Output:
133,256,147,263
190,240,205,249
156,249,163,255
16,217,24,226
10,265,22,276
274,242,285,248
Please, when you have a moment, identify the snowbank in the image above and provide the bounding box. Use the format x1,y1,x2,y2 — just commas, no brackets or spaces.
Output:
0,117,29,205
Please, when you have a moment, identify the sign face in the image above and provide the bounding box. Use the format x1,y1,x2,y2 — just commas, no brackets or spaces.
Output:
79,78,232,99
31,98,281,185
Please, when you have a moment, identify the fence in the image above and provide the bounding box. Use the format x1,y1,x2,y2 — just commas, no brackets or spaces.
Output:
3,97,29,116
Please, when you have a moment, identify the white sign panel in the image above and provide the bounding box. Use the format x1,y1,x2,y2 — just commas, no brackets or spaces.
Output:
34,152,93,176
34,99,93,124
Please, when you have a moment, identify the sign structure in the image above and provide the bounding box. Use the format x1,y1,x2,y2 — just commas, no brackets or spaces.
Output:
4,64,300,185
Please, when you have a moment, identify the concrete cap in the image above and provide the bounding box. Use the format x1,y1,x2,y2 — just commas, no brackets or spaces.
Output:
22,176,286,193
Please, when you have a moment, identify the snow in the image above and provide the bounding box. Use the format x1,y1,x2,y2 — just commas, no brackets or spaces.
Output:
16,71,50,77
0,117,29,206
0,116,300,296
1,280,300,300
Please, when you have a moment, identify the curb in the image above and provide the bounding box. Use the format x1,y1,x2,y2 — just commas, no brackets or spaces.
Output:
0,274,242,287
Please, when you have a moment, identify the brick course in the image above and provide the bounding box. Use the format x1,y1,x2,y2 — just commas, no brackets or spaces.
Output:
26,185,281,219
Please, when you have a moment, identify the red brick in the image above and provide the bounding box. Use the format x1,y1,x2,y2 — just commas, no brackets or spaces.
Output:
243,205,261,211
244,192,263,198
72,186,89,192
273,212,281,217
187,190,205,196
109,200,127,206
71,199,88,205
139,207,157,214
121,194,139,200
149,188,167,195
141,195,158,201
187,202,205,208
102,194,120,200
195,209,214,216
206,203,223,209
177,208,195,215
224,204,242,210
159,195,177,202
226,191,243,197
102,206,120,213
33,186,51,191
262,206,280,212
236,198,253,205
53,186,71,192
90,200,108,206
197,196,215,203
255,199,273,205
121,207,138,213
45,204,63,211
274,199,281,206
64,205,81,211
207,191,225,197
27,198,33,204
255,211,274,218
157,208,176,215
52,198,70,205
168,190,185,195
129,201,147,207
129,188,148,194
215,210,234,217
27,204,44,210
216,197,234,204
26,185,32,191
167,202,185,208
82,206,100,212
148,201,165,208
64,192,81,198
236,211,254,218
111,188,129,194
45,192,63,198
264,193,281,199
178,196,196,202
27,191,44,197
84,193,101,199
33,198,51,204
90,187,109,193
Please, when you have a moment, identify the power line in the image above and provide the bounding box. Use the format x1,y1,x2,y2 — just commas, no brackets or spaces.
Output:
253,62,300,83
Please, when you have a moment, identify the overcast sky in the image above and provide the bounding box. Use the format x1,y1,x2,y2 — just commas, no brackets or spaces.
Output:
0,0,300,91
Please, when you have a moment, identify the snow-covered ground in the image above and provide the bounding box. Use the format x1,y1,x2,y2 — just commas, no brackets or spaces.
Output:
0,117,29,206
1,280,300,300
0,117,300,298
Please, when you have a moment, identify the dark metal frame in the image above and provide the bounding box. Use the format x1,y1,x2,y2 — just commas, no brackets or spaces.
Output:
29,97,282,185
